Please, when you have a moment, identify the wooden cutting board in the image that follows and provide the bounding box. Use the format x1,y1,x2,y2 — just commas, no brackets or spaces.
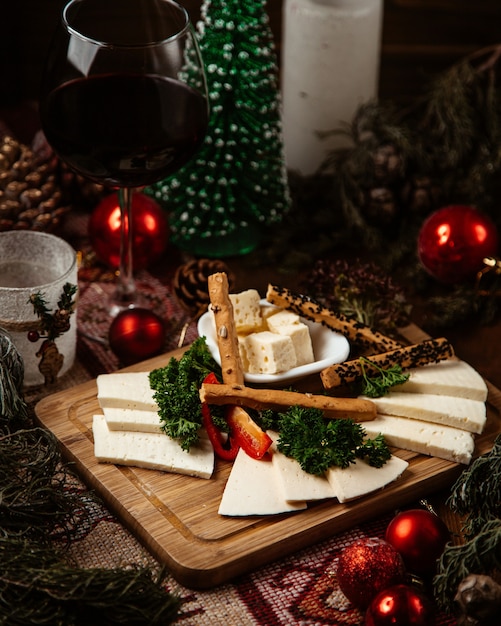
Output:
35,324,501,589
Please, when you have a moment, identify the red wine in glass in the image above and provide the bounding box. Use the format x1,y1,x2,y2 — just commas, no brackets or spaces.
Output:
39,0,209,313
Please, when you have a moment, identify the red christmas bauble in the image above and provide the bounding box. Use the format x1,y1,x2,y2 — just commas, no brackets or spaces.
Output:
336,537,407,609
385,509,450,577
109,308,166,365
89,192,169,270
365,584,436,626
418,205,498,283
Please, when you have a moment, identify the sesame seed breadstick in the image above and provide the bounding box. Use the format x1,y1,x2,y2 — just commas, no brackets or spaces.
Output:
266,284,401,353
321,337,454,389
199,383,377,421
208,272,245,385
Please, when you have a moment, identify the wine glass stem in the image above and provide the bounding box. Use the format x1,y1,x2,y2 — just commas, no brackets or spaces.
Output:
116,187,136,307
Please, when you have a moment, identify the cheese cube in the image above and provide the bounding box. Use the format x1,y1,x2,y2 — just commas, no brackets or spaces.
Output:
266,309,301,330
92,414,214,478
362,414,475,465
229,289,262,333
271,323,314,367
243,331,297,374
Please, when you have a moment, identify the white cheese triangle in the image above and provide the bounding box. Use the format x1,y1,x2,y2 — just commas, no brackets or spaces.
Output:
395,360,488,401
268,431,334,502
218,448,307,516
325,455,409,503
103,406,162,433
362,414,475,464
360,391,486,434
92,414,214,479
97,372,158,411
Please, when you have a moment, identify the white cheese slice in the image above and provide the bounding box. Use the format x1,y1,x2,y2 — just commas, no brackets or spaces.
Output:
92,414,214,479
325,455,409,503
362,414,475,465
218,447,307,516
268,431,334,502
103,406,162,433
360,392,486,434
394,360,488,401
97,372,158,411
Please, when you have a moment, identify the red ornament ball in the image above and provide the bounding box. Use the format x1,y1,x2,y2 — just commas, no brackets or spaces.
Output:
336,537,407,609
109,308,166,365
385,509,450,577
89,192,168,270
418,205,498,283
365,584,436,626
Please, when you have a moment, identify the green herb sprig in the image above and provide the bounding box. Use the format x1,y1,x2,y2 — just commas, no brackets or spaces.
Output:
359,356,410,397
275,406,391,475
149,337,221,451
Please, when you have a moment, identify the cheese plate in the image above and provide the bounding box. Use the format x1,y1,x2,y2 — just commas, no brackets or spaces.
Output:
34,324,501,589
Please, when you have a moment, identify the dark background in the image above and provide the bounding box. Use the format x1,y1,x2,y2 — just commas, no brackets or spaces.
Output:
3,0,501,108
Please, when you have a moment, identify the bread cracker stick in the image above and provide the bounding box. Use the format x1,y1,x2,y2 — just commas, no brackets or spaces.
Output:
266,284,401,353
208,272,245,385
321,337,454,389
199,383,377,422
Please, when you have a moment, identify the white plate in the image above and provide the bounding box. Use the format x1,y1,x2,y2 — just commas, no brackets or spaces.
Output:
197,300,350,384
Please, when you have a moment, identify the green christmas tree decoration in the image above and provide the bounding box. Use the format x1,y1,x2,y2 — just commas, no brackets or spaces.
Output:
148,0,290,257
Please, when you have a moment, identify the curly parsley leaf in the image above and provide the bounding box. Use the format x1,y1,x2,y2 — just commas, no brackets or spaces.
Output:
149,337,221,451
359,356,410,397
275,406,390,475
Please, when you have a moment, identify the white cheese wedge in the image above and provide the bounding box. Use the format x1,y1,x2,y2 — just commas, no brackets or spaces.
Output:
362,414,475,465
325,455,409,503
269,432,334,502
229,289,263,333
97,372,157,411
394,360,488,401
92,414,214,479
360,392,486,434
243,330,297,374
218,447,307,516
102,406,162,433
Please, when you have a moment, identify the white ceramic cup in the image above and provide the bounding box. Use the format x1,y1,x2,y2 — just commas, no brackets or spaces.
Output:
0,230,78,387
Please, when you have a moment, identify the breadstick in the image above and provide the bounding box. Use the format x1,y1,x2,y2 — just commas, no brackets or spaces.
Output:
266,284,401,353
208,272,245,385
321,337,454,389
199,383,377,422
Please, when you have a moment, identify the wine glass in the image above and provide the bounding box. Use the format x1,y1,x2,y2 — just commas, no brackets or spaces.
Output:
39,0,209,314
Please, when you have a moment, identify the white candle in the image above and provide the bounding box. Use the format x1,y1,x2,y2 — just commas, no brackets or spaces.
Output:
281,0,383,176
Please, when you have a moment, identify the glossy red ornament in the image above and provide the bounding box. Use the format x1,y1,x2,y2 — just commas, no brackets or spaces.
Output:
365,584,436,626
385,509,450,577
89,192,168,270
108,308,166,365
336,537,407,609
418,205,498,283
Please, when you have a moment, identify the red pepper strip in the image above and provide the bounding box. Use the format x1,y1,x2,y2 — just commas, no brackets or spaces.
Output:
201,373,239,461
225,405,273,460
201,402,239,461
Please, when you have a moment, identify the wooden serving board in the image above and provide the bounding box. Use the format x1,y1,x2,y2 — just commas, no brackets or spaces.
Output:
35,325,501,589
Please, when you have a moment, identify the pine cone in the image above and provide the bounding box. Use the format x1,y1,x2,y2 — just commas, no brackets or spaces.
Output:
0,135,69,232
372,143,405,185
361,186,400,226
173,259,235,318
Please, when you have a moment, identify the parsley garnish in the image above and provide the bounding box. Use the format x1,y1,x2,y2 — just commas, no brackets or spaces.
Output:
359,356,410,397
149,337,221,451
276,406,391,475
